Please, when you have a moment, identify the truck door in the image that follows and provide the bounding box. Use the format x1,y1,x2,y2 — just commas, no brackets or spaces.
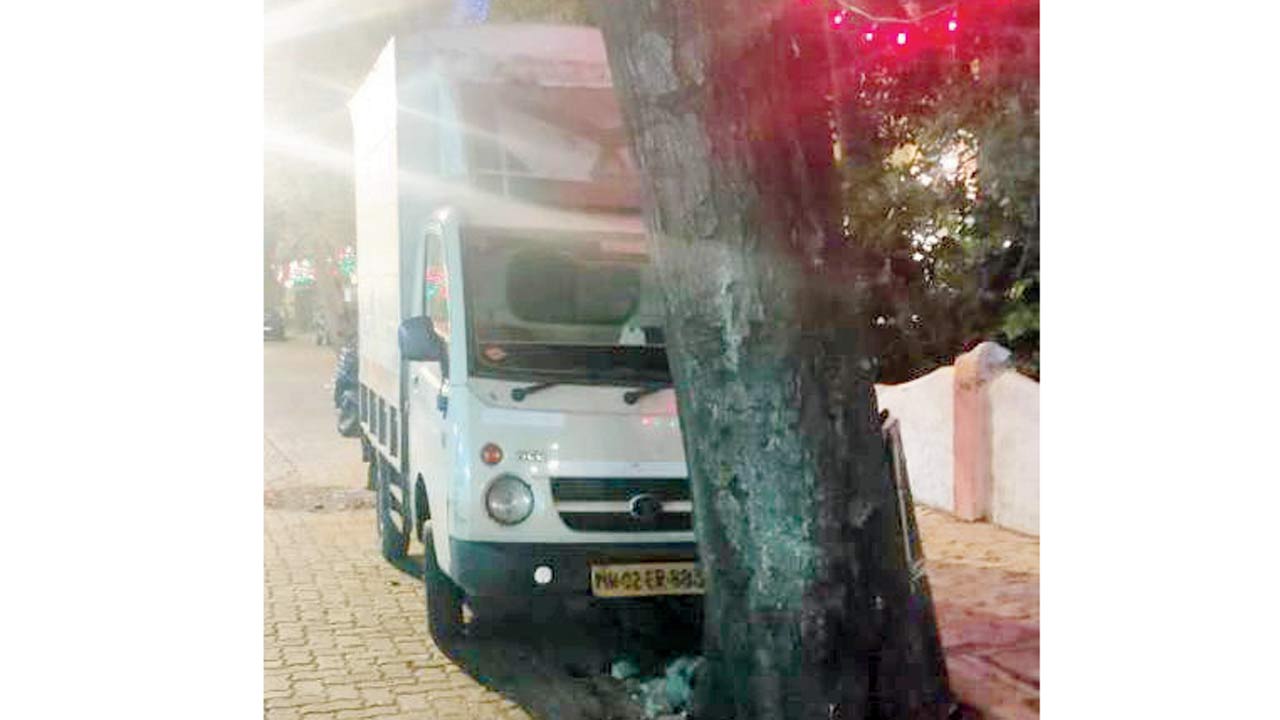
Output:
407,222,453,550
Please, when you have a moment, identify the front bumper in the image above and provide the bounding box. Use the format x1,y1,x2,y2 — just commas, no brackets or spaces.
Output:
449,538,698,598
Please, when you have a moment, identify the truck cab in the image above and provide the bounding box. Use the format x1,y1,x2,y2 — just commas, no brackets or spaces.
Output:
348,25,700,640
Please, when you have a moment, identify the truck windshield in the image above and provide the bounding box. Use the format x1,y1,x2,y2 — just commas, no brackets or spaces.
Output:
462,232,670,384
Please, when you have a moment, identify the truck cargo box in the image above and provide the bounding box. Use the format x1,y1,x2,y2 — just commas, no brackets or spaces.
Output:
349,24,642,459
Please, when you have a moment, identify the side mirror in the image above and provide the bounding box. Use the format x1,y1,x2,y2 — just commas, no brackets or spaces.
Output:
399,316,445,362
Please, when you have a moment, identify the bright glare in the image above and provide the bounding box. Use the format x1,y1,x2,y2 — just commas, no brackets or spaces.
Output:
266,123,625,234
265,0,414,46
265,124,353,175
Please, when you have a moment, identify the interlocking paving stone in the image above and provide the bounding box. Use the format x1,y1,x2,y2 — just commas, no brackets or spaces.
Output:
264,509,532,719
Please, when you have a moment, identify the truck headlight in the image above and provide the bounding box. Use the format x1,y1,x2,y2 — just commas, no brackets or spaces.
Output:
485,474,534,525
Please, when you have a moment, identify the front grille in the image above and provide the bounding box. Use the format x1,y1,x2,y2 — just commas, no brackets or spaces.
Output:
551,477,690,503
550,477,693,533
559,512,692,532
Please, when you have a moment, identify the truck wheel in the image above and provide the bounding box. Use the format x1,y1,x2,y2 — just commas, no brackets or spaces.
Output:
375,457,409,561
422,523,464,643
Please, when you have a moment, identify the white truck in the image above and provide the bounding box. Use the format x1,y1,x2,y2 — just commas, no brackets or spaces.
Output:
348,25,701,641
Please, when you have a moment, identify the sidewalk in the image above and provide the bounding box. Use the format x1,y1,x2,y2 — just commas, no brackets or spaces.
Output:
265,339,1039,718
265,509,533,720
917,507,1040,719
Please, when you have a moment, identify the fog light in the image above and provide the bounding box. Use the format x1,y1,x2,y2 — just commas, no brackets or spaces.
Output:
533,565,553,585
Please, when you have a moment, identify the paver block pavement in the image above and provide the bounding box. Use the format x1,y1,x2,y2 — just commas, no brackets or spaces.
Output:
918,507,1039,718
265,508,532,720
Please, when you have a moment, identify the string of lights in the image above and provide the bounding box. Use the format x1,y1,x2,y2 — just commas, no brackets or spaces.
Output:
831,1,959,26
821,0,984,50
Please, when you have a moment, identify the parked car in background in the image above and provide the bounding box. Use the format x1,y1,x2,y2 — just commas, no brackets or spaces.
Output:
264,308,287,341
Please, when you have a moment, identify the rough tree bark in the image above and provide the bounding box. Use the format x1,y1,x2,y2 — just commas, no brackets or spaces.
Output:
593,2,951,718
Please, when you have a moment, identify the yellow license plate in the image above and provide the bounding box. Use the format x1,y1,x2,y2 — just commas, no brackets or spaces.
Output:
590,562,705,597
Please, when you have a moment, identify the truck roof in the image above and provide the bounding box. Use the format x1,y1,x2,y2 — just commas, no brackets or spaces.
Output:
399,24,613,88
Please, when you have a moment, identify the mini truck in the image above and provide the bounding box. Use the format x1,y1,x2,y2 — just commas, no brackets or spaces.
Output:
348,25,701,641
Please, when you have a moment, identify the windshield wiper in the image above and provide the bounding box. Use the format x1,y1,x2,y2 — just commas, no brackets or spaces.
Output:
511,382,559,402
623,383,672,405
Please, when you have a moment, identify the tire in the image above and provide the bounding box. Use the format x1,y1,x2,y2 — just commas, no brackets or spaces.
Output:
374,456,409,561
422,522,464,644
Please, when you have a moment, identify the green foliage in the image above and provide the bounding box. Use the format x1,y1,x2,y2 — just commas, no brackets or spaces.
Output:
833,5,1040,381
1001,302,1038,342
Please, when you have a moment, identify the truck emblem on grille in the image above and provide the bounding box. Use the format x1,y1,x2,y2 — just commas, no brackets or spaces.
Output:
516,450,545,462
628,493,664,522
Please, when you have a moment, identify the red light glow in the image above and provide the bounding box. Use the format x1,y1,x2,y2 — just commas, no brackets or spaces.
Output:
896,31,907,45
480,443,504,466
864,32,874,41
948,19,958,32
832,12,844,26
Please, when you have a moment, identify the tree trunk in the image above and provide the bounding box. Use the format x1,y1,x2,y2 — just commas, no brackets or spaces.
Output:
593,2,951,717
